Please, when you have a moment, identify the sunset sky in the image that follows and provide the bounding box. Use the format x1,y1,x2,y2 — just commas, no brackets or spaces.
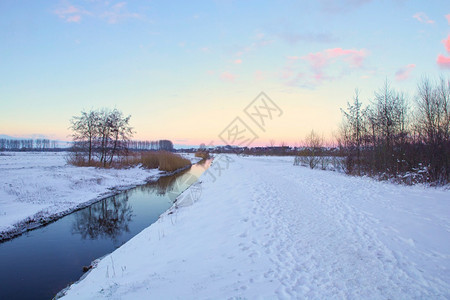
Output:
1,0,449,147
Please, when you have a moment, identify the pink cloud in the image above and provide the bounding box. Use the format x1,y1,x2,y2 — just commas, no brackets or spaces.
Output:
54,4,89,23
302,48,368,69
234,59,242,64
319,0,372,13
102,2,141,24
55,5,78,15
220,71,236,82
282,47,368,88
437,55,450,69
395,64,416,81
413,12,435,24
442,35,450,53
446,14,450,25
66,15,81,23
113,2,127,9
54,1,143,24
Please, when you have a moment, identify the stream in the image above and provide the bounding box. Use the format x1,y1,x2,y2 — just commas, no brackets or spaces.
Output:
0,159,211,300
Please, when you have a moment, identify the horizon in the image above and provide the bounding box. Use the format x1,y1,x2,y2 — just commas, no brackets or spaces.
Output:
0,133,341,148
1,1,449,146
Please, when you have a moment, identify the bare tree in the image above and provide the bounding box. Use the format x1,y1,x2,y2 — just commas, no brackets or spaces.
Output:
69,108,133,167
415,77,450,182
304,130,323,169
70,110,99,164
340,89,367,175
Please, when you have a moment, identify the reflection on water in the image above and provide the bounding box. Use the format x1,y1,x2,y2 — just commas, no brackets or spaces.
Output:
143,167,203,202
0,159,212,300
71,159,211,242
72,194,133,241
142,168,190,196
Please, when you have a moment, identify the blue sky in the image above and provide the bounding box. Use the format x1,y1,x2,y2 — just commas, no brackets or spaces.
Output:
1,0,449,146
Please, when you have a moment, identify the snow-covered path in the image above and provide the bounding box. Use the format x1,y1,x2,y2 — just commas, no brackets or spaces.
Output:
62,155,450,299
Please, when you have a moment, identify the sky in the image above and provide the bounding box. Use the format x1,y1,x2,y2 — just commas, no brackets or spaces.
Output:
0,0,449,147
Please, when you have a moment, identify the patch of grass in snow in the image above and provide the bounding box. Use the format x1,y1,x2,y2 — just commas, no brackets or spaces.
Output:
118,151,191,172
141,151,191,172
68,151,191,172
195,150,210,160
66,153,104,167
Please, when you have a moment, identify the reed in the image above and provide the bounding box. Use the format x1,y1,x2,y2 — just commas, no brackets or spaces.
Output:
68,151,191,172
140,151,191,172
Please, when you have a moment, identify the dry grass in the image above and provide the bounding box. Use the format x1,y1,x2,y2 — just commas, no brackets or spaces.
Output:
139,152,160,169
66,152,104,167
67,151,191,172
195,151,210,160
139,151,191,172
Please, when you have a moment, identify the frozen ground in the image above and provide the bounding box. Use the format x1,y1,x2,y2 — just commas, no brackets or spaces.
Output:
178,152,202,164
0,152,197,240
62,155,450,299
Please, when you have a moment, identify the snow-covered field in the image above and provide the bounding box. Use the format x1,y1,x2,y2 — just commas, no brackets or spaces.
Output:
61,155,450,299
0,152,192,240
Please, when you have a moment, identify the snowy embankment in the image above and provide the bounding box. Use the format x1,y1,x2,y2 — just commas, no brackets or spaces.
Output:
62,155,450,299
0,152,197,240
178,152,202,164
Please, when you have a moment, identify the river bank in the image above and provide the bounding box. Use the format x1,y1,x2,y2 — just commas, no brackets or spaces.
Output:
0,152,199,242
61,155,450,299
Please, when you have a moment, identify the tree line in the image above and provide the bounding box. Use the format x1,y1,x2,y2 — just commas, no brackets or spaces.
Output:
126,140,174,151
0,138,59,151
339,77,449,184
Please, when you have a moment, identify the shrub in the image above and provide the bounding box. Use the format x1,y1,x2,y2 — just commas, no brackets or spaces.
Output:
140,151,190,172
195,151,210,160
68,150,191,172
139,152,160,169
66,152,103,167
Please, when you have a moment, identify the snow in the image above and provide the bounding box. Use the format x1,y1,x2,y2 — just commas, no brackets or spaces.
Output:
0,152,198,240
178,152,202,164
61,155,450,299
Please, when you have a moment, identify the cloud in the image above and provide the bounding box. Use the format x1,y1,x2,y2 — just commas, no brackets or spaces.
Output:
413,12,435,24
54,1,142,24
278,32,337,45
302,48,367,69
220,71,236,82
395,64,415,81
54,4,89,23
446,14,450,25
101,2,141,24
319,0,373,13
231,32,274,58
282,47,368,88
442,35,450,53
437,55,450,69
234,59,242,64
66,15,81,23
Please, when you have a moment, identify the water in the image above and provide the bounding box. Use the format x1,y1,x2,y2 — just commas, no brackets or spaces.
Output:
0,159,211,300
